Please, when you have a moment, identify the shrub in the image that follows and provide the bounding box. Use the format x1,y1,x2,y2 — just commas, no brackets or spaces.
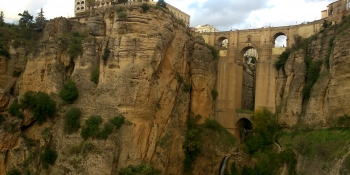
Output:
176,73,184,83
90,67,99,84
96,123,113,139
157,133,171,148
230,162,239,175
245,108,279,153
183,115,202,172
337,115,350,127
67,32,86,59
141,3,150,13
183,83,191,92
275,49,291,71
119,163,159,175
303,59,323,100
203,119,223,132
205,44,218,60
21,91,56,123
8,99,23,118
80,115,102,140
118,12,127,20
64,107,81,134
279,149,297,175
211,89,218,100
70,141,96,156
7,169,21,175
41,147,58,169
12,70,22,77
102,48,111,65
110,115,125,130
60,78,78,104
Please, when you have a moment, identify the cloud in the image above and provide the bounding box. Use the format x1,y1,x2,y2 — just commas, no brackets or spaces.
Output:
0,0,48,23
189,0,270,30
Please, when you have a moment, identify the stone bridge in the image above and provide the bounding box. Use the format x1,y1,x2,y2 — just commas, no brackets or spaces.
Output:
200,20,324,134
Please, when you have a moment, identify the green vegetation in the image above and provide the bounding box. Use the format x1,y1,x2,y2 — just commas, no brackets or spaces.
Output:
230,163,239,175
67,32,86,59
6,169,21,175
40,147,58,169
245,108,279,153
279,128,350,160
183,114,202,172
12,70,22,77
176,73,184,83
102,48,111,65
157,133,171,148
64,107,81,134
81,115,102,140
236,109,254,114
119,163,159,175
303,56,323,100
70,141,97,157
8,99,23,118
279,149,297,175
0,10,47,58
21,91,56,123
41,127,51,141
274,49,291,71
183,82,191,92
90,67,99,84
81,115,123,140
211,89,218,100
60,78,78,104
118,12,127,20
205,43,218,60
203,119,235,145
110,115,125,130
141,3,150,13
96,123,113,139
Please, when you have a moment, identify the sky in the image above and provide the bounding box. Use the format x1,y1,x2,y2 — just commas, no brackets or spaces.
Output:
0,0,332,30
0,0,333,45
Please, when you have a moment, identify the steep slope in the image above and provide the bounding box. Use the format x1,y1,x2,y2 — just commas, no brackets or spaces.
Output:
0,4,231,175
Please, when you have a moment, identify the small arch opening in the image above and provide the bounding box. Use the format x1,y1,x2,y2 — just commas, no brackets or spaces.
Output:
81,7,85,10
77,7,80,10
216,37,229,49
273,32,287,48
81,1,85,4
77,2,80,5
235,118,253,143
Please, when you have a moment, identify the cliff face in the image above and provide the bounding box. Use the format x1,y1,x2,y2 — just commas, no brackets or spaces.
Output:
0,5,223,175
275,18,350,175
276,26,350,128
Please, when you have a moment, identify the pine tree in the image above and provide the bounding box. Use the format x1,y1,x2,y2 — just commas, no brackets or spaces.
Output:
0,11,4,26
18,10,33,27
35,8,46,32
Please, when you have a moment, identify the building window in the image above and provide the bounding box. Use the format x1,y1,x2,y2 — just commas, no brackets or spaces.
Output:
77,7,80,10
81,1,84,4
347,0,350,10
77,2,80,5
81,7,84,10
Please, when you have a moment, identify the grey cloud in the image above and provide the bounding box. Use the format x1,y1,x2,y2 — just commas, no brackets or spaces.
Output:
189,0,270,30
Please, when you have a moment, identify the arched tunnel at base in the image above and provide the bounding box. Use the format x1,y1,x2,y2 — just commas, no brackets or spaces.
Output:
234,118,253,143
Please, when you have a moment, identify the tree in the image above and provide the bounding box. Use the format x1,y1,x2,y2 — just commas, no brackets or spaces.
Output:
0,11,4,26
156,0,166,8
35,8,46,32
59,78,78,104
18,10,33,27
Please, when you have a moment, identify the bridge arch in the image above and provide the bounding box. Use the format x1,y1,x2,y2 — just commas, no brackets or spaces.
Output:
273,32,287,47
216,36,229,49
234,117,253,143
